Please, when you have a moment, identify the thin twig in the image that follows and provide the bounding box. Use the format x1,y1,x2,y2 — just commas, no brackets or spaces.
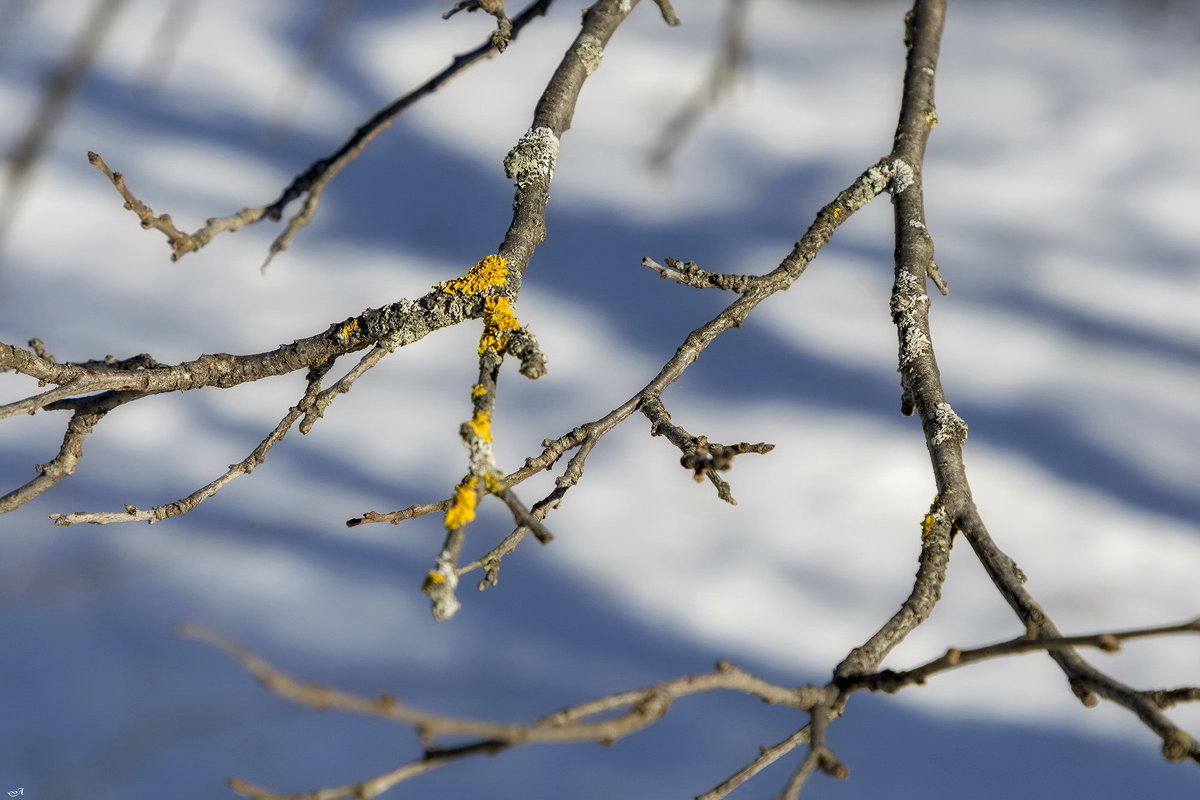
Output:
641,256,759,292
180,623,822,752
854,618,1200,694
49,359,336,526
90,0,556,267
641,394,774,505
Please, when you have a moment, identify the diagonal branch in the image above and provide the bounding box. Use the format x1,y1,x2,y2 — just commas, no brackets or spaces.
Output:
0,282,514,515
88,0,556,268
48,358,337,526
883,0,1200,767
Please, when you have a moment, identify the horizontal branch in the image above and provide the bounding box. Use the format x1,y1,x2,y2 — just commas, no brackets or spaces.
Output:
0,289,488,422
47,358,336,526
855,618,1200,694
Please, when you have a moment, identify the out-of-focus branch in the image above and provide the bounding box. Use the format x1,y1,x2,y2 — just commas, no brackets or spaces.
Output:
182,605,1200,800
227,742,502,800
180,622,825,799
648,0,749,170
265,0,358,144
0,0,127,250
137,0,199,89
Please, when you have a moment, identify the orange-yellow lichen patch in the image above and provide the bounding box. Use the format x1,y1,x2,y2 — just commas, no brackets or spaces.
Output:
920,493,943,537
471,383,487,399
478,295,521,354
466,409,493,442
437,254,509,296
444,475,479,530
337,317,360,340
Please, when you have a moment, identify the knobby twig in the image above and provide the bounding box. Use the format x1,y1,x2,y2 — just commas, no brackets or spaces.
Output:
444,0,514,51
88,0,556,269
855,618,1200,695
879,0,1200,768
641,394,773,505
641,256,758,292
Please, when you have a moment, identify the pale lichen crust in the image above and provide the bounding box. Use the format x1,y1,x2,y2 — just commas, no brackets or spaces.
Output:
504,127,559,189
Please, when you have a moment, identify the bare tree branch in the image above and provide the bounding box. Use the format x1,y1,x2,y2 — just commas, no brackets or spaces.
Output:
89,0,556,269
1,0,1195,796
880,0,1200,767
855,618,1200,694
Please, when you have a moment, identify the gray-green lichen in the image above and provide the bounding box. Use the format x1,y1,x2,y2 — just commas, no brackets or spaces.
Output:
891,269,930,364
931,401,968,446
504,127,559,189
426,557,461,622
846,162,896,210
577,33,604,76
891,159,915,194
899,324,930,365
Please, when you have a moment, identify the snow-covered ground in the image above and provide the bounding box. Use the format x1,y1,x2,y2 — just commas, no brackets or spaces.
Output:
2,1,1198,798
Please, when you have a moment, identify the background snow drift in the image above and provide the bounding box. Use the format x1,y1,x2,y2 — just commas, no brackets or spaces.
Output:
2,1,1199,798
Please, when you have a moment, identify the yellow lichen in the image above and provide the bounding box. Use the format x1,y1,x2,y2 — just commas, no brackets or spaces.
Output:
483,472,503,494
337,317,360,340
478,295,521,354
437,254,509,296
921,493,943,537
422,570,445,589
444,475,479,530
466,409,493,442
470,383,487,398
